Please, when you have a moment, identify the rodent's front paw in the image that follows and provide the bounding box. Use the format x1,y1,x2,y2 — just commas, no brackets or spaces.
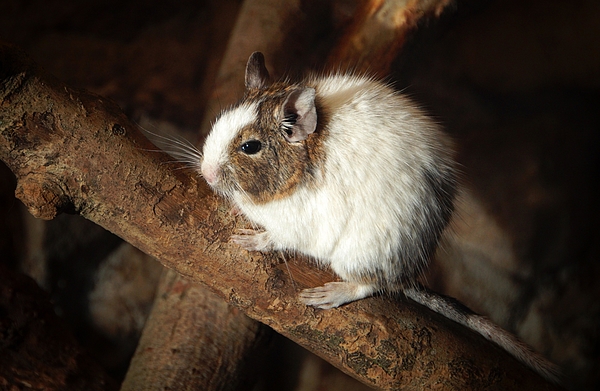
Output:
230,229,273,252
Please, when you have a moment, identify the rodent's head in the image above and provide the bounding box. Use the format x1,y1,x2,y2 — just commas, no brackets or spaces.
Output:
201,52,322,204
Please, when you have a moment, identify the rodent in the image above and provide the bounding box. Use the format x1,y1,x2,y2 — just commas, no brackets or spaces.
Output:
197,52,559,382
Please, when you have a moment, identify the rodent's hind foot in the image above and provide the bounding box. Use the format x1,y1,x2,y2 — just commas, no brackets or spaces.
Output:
230,229,274,252
299,282,376,309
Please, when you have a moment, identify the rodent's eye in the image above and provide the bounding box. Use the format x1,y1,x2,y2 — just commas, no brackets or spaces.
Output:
240,140,262,155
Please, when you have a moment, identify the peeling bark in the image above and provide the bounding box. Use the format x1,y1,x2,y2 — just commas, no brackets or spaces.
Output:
0,42,564,390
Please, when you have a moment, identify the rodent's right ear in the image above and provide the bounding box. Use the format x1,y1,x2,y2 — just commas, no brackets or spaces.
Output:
245,52,271,90
282,88,317,142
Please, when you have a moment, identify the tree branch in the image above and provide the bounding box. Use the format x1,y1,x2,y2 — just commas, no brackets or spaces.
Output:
121,268,270,390
0,42,562,391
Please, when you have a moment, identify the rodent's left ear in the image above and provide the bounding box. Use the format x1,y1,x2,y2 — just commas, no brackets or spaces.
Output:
283,87,317,142
245,52,271,90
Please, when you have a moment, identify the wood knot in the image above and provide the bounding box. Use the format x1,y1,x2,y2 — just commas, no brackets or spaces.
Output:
111,123,126,136
15,175,70,220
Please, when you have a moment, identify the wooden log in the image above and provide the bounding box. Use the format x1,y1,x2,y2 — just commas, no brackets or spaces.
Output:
0,43,563,390
121,268,269,391
201,0,451,133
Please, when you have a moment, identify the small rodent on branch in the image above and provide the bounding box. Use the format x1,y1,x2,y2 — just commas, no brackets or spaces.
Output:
193,52,558,382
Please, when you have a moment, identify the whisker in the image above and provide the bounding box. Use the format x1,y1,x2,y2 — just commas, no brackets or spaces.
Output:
138,123,204,166
166,146,203,158
279,252,297,290
137,146,164,153
160,150,203,165
158,136,202,154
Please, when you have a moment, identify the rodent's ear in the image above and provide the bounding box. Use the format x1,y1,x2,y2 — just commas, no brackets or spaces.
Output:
245,52,271,90
282,87,317,142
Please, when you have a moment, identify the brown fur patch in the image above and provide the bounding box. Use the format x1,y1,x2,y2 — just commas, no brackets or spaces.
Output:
224,81,329,204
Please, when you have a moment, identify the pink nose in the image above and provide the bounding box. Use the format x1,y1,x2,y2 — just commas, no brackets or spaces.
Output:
201,163,220,186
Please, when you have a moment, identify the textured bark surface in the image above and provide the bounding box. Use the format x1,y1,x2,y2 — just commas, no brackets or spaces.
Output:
0,43,564,390
324,0,452,76
121,268,270,391
0,262,117,390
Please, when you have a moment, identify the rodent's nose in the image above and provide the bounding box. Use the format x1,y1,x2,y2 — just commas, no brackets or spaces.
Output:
200,163,220,186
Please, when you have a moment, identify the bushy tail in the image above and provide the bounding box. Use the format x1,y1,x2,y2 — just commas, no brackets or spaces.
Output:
403,286,560,383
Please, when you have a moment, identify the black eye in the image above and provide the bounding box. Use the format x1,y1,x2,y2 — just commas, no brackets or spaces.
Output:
240,140,262,154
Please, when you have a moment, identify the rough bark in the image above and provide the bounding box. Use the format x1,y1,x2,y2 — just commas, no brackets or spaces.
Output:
0,42,564,390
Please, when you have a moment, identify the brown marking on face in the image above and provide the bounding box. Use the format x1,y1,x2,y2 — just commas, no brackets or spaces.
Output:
221,81,329,204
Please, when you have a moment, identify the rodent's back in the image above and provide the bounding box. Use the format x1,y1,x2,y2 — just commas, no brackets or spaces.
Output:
308,74,456,288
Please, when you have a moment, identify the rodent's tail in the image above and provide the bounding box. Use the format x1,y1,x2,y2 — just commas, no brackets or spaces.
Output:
403,286,561,384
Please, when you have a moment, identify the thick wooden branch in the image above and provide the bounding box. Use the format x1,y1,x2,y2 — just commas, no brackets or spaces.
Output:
0,44,562,390
121,268,270,390
325,0,452,76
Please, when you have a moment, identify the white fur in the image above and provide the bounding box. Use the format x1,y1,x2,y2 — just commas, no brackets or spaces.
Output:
201,102,258,185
